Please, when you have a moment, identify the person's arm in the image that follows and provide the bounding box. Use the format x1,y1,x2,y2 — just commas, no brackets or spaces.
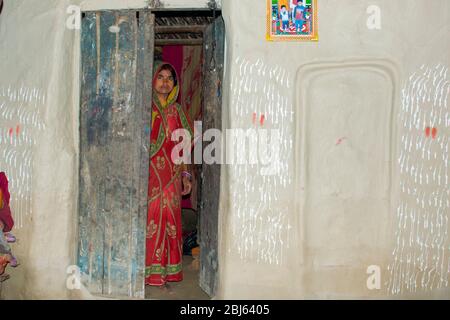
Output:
175,104,194,195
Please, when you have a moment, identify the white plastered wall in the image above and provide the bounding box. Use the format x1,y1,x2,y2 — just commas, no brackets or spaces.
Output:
0,0,448,299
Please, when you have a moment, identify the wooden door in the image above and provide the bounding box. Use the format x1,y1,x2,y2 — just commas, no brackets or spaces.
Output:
199,16,225,298
77,10,154,298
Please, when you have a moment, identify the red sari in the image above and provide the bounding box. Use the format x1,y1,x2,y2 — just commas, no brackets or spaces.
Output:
145,63,193,286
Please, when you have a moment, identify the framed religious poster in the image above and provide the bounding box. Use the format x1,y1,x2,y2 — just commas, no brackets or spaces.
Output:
267,0,318,41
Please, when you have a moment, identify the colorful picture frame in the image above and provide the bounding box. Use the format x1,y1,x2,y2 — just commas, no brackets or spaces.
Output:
267,0,318,41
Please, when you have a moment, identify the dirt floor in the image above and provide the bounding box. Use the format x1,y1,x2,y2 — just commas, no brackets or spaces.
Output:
145,255,210,300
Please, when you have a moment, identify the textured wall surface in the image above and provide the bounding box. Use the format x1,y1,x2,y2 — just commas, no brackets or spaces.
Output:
0,0,448,299
219,0,448,299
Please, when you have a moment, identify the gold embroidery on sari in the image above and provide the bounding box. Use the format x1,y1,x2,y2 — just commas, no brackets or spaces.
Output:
156,156,166,170
166,222,177,239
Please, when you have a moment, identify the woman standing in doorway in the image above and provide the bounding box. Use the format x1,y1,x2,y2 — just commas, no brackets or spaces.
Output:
146,62,194,287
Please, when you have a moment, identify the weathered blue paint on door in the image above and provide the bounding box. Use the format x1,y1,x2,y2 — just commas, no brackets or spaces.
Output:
78,10,154,298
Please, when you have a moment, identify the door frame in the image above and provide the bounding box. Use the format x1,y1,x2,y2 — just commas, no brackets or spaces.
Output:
75,4,226,299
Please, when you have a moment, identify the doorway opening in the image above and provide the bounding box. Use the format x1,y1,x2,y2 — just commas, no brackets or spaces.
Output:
77,8,224,300
145,9,223,300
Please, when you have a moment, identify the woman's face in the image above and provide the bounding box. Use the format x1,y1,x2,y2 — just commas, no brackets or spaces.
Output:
154,69,175,95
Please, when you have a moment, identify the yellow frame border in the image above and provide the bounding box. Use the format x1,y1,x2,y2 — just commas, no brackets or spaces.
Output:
266,0,318,42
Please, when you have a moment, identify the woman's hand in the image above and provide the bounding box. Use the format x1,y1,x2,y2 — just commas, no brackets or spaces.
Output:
181,176,192,196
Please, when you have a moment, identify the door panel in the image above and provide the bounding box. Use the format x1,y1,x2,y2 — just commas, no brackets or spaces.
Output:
78,10,154,298
199,16,225,298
